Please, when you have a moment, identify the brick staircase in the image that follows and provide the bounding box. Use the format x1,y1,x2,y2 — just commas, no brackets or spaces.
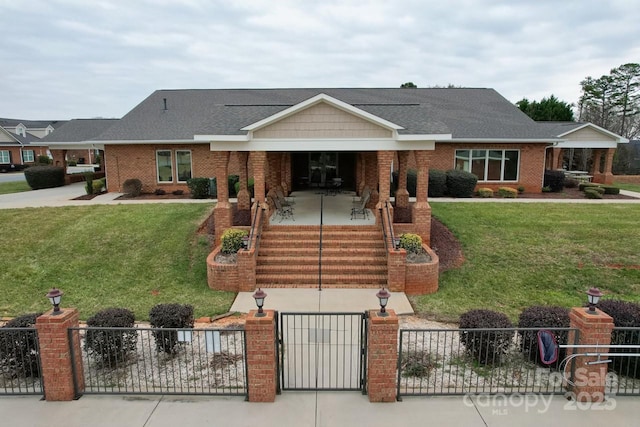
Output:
256,225,388,288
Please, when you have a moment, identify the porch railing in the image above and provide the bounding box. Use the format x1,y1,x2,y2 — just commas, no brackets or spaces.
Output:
379,201,397,251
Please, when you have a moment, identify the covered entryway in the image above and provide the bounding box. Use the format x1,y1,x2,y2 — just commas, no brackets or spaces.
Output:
291,152,356,191
278,312,367,392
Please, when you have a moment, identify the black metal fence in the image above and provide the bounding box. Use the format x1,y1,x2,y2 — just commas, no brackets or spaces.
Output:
605,327,640,396
0,327,43,395
279,312,367,391
397,327,579,397
69,327,247,396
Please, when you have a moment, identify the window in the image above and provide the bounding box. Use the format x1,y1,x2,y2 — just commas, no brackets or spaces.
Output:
22,150,34,163
176,150,192,182
455,149,519,181
0,150,10,163
156,150,173,182
16,126,25,137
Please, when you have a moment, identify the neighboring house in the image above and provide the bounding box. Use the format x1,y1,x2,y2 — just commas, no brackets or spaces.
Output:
41,118,119,168
0,118,66,171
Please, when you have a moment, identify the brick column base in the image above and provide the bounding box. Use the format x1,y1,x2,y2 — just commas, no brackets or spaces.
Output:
367,309,398,402
395,189,409,208
36,308,84,401
568,307,614,402
245,309,277,402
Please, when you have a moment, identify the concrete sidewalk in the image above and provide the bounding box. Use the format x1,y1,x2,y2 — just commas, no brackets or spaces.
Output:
230,288,414,314
1,393,637,427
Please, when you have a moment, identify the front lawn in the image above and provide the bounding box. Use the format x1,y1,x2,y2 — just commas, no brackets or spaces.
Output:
0,204,234,320
615,181,640,193
413,203,640,321
0,180,30,195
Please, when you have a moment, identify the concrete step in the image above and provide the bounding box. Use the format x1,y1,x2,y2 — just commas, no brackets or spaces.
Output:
256,273,387,285
256,264,387,275
256,255,388,265
260,239,385,249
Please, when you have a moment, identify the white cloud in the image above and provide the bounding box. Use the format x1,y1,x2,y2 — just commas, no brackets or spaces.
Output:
0,0,638,119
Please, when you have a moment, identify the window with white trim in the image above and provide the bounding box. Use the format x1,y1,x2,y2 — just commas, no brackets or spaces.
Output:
455,149,519,181
22,150,34,163
0,150,10,163
156,150,173,182
175,150,192,182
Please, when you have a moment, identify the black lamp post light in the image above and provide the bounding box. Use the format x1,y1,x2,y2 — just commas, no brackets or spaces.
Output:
46,288,63,315
376,287,391,317
252,288,267,317
586,287,603,313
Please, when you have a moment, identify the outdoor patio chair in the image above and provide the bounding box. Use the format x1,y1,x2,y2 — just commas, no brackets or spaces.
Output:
351,191,370,220
271,195,294,222
352,186,370,208
276,188,295,206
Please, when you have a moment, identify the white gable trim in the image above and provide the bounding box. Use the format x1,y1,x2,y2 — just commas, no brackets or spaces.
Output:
208,138,436,152
557,123,628,143
240,93,404,132
554,140,620,149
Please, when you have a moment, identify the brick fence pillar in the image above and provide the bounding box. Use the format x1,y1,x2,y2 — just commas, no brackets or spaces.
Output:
245,309,277,402
395,151,410,208
36,308,84,401
367,309,398,402
567,307,614,402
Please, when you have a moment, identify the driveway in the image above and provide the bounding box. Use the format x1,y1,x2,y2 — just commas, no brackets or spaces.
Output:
0,172,25,183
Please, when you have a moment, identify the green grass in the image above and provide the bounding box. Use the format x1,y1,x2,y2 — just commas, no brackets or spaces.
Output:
412,203,640,322
614,182,640,193
0,180,31,195
0,204,235,320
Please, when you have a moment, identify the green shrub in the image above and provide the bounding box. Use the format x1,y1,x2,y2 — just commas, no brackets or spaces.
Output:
543,170,565,192
92,180,104,193
579,182,600,191
84,172,94,195
497,187,518,198
428,169,447,197
399,233,422,254
405,169,417,197
24,166,65,190
601,185,620,195
221,228,249,254
228,175,240,197
599,300,640,379
68,160,77,166
446,169,477,198
459,309,514,365
542,186,552,192
149,303,194,355
564,178,579,188
517,186,525,194
584,188,603,199
234,178,255,198
36,155,51,165
122,178,142,197
187,177,210,199
517,306,570,368
172,189,184,196
85,308,137,365
477,188,493,198
0,313,42,378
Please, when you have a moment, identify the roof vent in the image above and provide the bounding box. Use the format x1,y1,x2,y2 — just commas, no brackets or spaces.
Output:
163,98,168,111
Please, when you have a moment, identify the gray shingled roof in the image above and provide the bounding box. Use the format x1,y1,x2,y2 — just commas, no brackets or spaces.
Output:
0,118,67,129
41,118,119,143
536,122,588,138
95,88,556,141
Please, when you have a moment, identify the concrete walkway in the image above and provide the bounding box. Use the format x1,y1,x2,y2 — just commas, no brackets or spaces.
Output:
230,288,414,314
1,393,638,427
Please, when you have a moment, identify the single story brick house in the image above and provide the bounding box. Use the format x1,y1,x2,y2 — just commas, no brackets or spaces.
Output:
0,118,66,171
46,88,627,294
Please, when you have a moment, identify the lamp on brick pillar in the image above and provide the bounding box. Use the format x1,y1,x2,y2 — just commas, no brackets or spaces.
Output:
376,287,391,317
46,288,63,315
586,287,603,313
252,288,267,317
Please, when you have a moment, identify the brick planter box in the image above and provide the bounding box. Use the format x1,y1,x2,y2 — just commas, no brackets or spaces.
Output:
206,246,239,292
405,244,439,295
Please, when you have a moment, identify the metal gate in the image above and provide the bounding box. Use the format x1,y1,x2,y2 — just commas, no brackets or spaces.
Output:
278,312,367,391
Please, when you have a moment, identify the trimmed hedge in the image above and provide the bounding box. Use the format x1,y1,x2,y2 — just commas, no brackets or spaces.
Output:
601,185,620,195
459,309,514,365
446,169,477,198
497,187,518,198
85,308,138,365
399,233,422,254
428,169,447,197
598,300,640,379
543,170,565,192
517,306,570,368
187,177,210,199
122,178,142,197
149,303,194,354
477,188,494,198
24,166,65,190
0,313,42,378
585,188,604,199
579,182,600,191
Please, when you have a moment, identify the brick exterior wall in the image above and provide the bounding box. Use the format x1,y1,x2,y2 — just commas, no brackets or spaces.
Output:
412,142,548,193
367,309,398,402
405,245,439,295
206,247,239,292
245,310,277,402
0,146,48,168
35,308,84,401
567,307,614,402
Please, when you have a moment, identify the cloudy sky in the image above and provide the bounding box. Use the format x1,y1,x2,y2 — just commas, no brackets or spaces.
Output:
1,0,638,120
